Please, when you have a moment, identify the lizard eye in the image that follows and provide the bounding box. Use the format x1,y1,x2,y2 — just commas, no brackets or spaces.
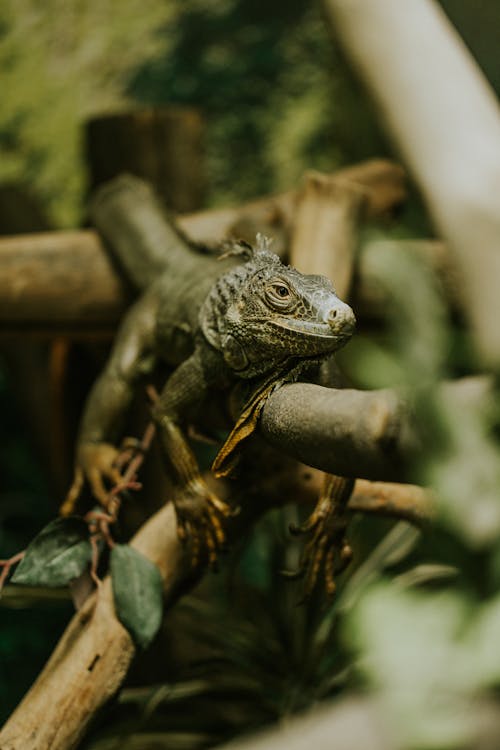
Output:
275,285,289,298
265,280,296,310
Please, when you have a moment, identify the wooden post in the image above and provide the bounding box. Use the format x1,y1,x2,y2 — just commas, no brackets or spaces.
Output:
85,108,205,213
290,171,367,299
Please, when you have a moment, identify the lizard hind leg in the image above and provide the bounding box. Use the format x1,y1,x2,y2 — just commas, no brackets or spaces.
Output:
156,411,237,570
290,474,355,600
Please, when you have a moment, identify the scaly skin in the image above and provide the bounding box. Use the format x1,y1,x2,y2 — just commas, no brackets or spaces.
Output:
65,235,356,590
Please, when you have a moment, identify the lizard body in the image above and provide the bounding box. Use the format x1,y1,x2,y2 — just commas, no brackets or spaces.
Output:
65,181,356,592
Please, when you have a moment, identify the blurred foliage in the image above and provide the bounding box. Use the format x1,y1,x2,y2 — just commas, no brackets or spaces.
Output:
0,0,173,225
0,0,391,225
130,0,389,205
1,0,498,227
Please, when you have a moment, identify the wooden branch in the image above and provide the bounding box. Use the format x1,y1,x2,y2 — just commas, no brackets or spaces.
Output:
270,463,434,527
260,376,493,482
323,0,500,368
0,230,129,332
178,158,406,249
290,171,366,299
0,466,432,749
348,479,434,525
0,159,405,333
0,234,454,334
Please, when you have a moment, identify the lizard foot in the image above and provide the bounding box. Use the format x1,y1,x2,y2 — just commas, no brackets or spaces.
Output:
61,442,124,516
288,475,354,600
173,478,238,569
61,436,147,518
113,436,146,472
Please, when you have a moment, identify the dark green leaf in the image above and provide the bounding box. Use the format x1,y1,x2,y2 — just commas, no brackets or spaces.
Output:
110,544,163,649
11,516,92,587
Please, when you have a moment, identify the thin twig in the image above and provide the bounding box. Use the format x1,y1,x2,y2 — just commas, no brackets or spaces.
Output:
0,551,26,591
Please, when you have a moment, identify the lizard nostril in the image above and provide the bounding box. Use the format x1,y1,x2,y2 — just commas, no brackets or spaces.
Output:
326,302,356,332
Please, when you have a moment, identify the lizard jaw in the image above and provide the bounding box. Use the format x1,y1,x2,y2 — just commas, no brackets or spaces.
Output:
271,317,353,340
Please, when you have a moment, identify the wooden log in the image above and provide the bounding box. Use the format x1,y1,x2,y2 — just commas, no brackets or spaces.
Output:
260,376,493,482
179,158,406,251
0,159,406,332
0,230,456,336
0,230,129,332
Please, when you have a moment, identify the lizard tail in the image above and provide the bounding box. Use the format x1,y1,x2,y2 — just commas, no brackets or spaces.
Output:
89,174,197,291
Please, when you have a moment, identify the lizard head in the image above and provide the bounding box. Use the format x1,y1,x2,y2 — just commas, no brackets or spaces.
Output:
200,235,356,378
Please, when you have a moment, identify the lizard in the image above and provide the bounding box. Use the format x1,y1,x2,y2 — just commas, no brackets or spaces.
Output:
62,178,357,596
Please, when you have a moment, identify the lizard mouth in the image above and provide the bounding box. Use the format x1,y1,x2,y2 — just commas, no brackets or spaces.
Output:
271,318,345,339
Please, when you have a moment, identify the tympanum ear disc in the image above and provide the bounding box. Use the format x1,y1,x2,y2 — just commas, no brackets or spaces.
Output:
222,335,248,371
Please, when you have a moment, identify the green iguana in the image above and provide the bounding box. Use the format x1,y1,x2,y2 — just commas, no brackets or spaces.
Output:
63,177,356,596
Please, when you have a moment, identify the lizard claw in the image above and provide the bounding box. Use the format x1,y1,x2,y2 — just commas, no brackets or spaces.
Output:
289,516,318,536
280,567,305,581
173,479,235,570
290,475,355,601
293,516,353,600
113,436,145,472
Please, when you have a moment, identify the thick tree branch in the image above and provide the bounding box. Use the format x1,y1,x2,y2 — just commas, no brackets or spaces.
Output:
260,376,492,482
0,469,432,749
323,0,500,368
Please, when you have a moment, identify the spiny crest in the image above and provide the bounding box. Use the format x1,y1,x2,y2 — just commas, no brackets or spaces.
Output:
218,234,279,268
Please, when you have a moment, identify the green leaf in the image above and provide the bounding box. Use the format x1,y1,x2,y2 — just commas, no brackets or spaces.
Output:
110,544,163,649
11,516,92,587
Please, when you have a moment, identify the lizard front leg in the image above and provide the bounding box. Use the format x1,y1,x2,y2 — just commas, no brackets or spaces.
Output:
290,474,354,598
62,286,159,515
153,350,235,568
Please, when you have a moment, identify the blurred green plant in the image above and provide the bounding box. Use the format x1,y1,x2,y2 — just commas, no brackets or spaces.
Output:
0,0,174,225
0,0,390,228
131,0,389,206
337,244,500,749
